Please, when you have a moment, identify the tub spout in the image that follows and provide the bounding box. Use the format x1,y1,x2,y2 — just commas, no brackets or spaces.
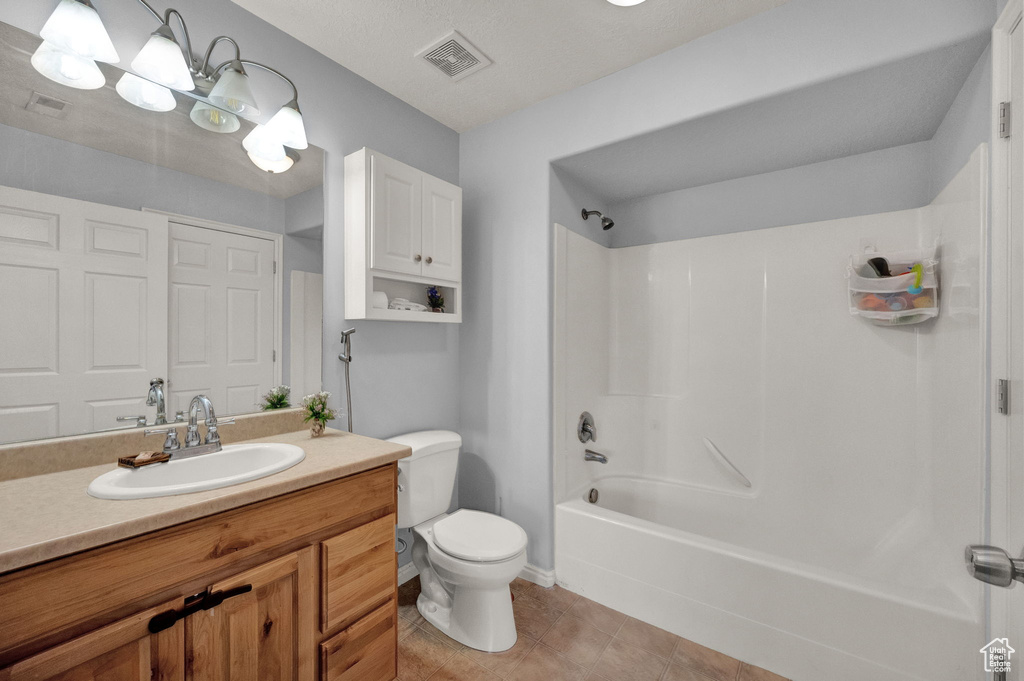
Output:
584,449,608,464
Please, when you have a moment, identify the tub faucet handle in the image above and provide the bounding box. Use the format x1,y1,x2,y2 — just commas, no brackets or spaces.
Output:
578,412,596,443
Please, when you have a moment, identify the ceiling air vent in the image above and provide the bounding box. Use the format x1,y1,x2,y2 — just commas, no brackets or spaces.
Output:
417,31,492,82
26,91,72,120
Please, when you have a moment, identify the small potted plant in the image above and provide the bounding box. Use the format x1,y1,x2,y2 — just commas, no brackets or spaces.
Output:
302,391,336,437
259,385,291,411
427,285,445,313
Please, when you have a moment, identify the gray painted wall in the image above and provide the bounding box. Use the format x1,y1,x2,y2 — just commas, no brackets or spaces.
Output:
605,42,991,248
606,141,934,247
0,0,460,442
460,0,995,570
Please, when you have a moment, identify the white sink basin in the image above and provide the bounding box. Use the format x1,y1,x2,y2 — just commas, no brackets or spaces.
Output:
88,443,306,500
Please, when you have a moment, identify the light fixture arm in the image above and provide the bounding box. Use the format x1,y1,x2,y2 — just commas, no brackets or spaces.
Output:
200,36,242,77
163,9,194,71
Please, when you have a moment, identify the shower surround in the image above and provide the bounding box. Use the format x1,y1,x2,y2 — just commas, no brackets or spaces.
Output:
552,147,988,681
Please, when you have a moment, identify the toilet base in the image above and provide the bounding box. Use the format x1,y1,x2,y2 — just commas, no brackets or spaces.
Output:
417,583,518,653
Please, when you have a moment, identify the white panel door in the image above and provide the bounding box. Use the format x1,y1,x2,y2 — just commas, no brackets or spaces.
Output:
0,186,168,443
421,173,462,283
370,152,423,276
168,223,277,417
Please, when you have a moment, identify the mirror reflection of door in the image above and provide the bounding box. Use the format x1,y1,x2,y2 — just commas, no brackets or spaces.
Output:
0,186,168,444
167,220,279,418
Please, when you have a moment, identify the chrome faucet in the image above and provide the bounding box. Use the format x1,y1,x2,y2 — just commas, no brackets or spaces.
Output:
144,394,233,460
147,378,168,425
584,449,608,464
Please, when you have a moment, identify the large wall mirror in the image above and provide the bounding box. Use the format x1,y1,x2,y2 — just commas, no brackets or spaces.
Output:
0,21,325,446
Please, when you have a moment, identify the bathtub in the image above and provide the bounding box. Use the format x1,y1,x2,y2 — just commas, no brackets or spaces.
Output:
554,476,981,681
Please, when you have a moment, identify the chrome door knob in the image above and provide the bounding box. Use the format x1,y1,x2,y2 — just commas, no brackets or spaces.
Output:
965,545,1024,587
414,254,422,262
425,256,433,264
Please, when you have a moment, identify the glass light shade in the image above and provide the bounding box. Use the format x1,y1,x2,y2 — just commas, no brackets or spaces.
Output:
190,101,241,133
248,150,295,173
31,41,105,90
266,103,308,150
208,65,260,116
243,125,286,162
40,0,119,63
116,73,176,112
606,0,646,4
131,29,195,91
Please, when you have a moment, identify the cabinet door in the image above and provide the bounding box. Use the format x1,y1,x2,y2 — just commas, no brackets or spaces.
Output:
0,599,183,681
187,548,315,681
420,174,462,283
370,152,422,276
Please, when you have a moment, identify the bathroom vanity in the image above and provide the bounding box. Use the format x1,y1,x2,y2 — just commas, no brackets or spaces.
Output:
0,426,410,681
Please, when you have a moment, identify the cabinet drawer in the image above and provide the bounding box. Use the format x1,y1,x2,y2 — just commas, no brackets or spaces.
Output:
320,514,396,633
319,601,396,681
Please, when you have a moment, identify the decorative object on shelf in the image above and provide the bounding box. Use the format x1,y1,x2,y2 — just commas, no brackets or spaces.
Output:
260,385,291,411
302,391,336,437
427,285,445,313
848,248,939,326
31,0,308,172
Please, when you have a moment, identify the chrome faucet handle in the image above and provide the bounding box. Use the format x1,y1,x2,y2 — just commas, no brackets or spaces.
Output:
145,427,181,453
185,424,202,448
204,418,235,445
117,415,148,427
174,411,186,423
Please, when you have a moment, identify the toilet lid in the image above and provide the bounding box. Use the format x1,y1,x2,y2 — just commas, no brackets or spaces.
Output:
432,509,528,562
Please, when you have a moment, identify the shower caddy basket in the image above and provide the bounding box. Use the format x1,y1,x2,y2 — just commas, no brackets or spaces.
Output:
847,248,938,326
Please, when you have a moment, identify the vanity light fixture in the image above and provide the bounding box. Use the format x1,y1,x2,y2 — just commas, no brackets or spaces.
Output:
131,22,195,91
190,101,241,133
39,0,119,64
31,40,106,90
116,72,177,112
606,0,648,5
248,147,300,174
208,59,259,116
32,0,310,172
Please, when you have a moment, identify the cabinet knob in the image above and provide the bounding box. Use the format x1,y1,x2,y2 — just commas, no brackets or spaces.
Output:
414,254,422,262
425,256,433,265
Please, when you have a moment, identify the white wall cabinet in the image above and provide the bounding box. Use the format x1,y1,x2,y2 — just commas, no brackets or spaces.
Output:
345,148,462,322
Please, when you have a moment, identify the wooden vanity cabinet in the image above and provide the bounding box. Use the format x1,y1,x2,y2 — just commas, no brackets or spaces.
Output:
0,464,399,681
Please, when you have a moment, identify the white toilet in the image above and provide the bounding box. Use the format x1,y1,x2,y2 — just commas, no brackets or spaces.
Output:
389,430,528,653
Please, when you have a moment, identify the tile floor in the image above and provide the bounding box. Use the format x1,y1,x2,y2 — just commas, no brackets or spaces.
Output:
396,576,790,681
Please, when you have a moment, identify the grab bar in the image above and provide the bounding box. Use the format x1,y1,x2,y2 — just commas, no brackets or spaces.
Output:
702,437,752,488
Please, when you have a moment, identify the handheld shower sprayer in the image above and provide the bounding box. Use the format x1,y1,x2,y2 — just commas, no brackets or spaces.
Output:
338,328,356,432
582,208,615,230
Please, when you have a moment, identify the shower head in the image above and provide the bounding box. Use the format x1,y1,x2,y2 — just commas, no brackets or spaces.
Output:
582,208,614,230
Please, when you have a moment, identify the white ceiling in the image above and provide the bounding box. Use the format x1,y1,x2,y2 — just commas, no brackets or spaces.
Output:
229,0,790,132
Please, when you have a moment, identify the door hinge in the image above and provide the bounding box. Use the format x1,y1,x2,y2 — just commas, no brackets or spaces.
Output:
998,379,1010,415
272,349,277,362
273,261,278,274
1000,101,1012,139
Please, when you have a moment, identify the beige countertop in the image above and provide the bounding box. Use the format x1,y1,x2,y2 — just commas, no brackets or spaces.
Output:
0,428,410,574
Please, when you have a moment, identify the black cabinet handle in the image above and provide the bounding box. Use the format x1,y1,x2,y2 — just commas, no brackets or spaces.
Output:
148,584,253,633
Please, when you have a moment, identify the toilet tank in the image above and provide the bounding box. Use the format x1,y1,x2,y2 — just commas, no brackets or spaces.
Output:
388,430,461,529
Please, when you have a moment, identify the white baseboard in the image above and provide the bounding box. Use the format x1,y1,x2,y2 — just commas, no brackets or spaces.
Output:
519,563,556,588
398,561,419,586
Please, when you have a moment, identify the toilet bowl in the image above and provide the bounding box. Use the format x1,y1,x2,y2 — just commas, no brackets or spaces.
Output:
412,510,527,651
389,431,529,652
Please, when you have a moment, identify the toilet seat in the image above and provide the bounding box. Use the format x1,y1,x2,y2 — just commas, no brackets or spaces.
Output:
432,509,528,563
